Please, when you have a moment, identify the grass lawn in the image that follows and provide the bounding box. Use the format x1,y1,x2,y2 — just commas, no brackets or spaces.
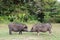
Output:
0,23,60,40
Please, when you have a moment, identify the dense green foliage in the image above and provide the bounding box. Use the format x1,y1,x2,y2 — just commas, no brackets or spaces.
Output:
0,0,60,23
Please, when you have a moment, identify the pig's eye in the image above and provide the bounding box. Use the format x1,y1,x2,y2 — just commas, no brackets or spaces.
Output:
24,26,27,29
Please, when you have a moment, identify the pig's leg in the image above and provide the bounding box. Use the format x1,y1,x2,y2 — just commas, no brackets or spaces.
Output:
48,28,52,34
19,31,22,34
48,28,52,36
37,32,40,36
9,29,12,35
36,29,40,36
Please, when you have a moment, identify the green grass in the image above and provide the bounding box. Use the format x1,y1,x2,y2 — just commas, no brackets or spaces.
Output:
0,23,60,40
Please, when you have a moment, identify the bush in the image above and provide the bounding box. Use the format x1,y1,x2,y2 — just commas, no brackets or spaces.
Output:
44,12,51,23
54,16,60,23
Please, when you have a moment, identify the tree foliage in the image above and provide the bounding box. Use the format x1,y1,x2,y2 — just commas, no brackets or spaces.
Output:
0,0,60,23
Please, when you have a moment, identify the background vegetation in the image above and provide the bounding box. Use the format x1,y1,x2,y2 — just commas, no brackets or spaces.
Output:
0,0,60,23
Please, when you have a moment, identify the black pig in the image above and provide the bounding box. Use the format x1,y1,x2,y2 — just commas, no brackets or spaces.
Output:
8,22,28,35
30,23,52,35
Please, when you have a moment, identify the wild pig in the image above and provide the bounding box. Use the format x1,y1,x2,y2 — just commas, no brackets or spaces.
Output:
8,22,28,35
30,23,52,35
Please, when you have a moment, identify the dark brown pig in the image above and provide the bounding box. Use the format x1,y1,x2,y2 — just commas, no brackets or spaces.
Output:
30,23,52,35
8,22,28,35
